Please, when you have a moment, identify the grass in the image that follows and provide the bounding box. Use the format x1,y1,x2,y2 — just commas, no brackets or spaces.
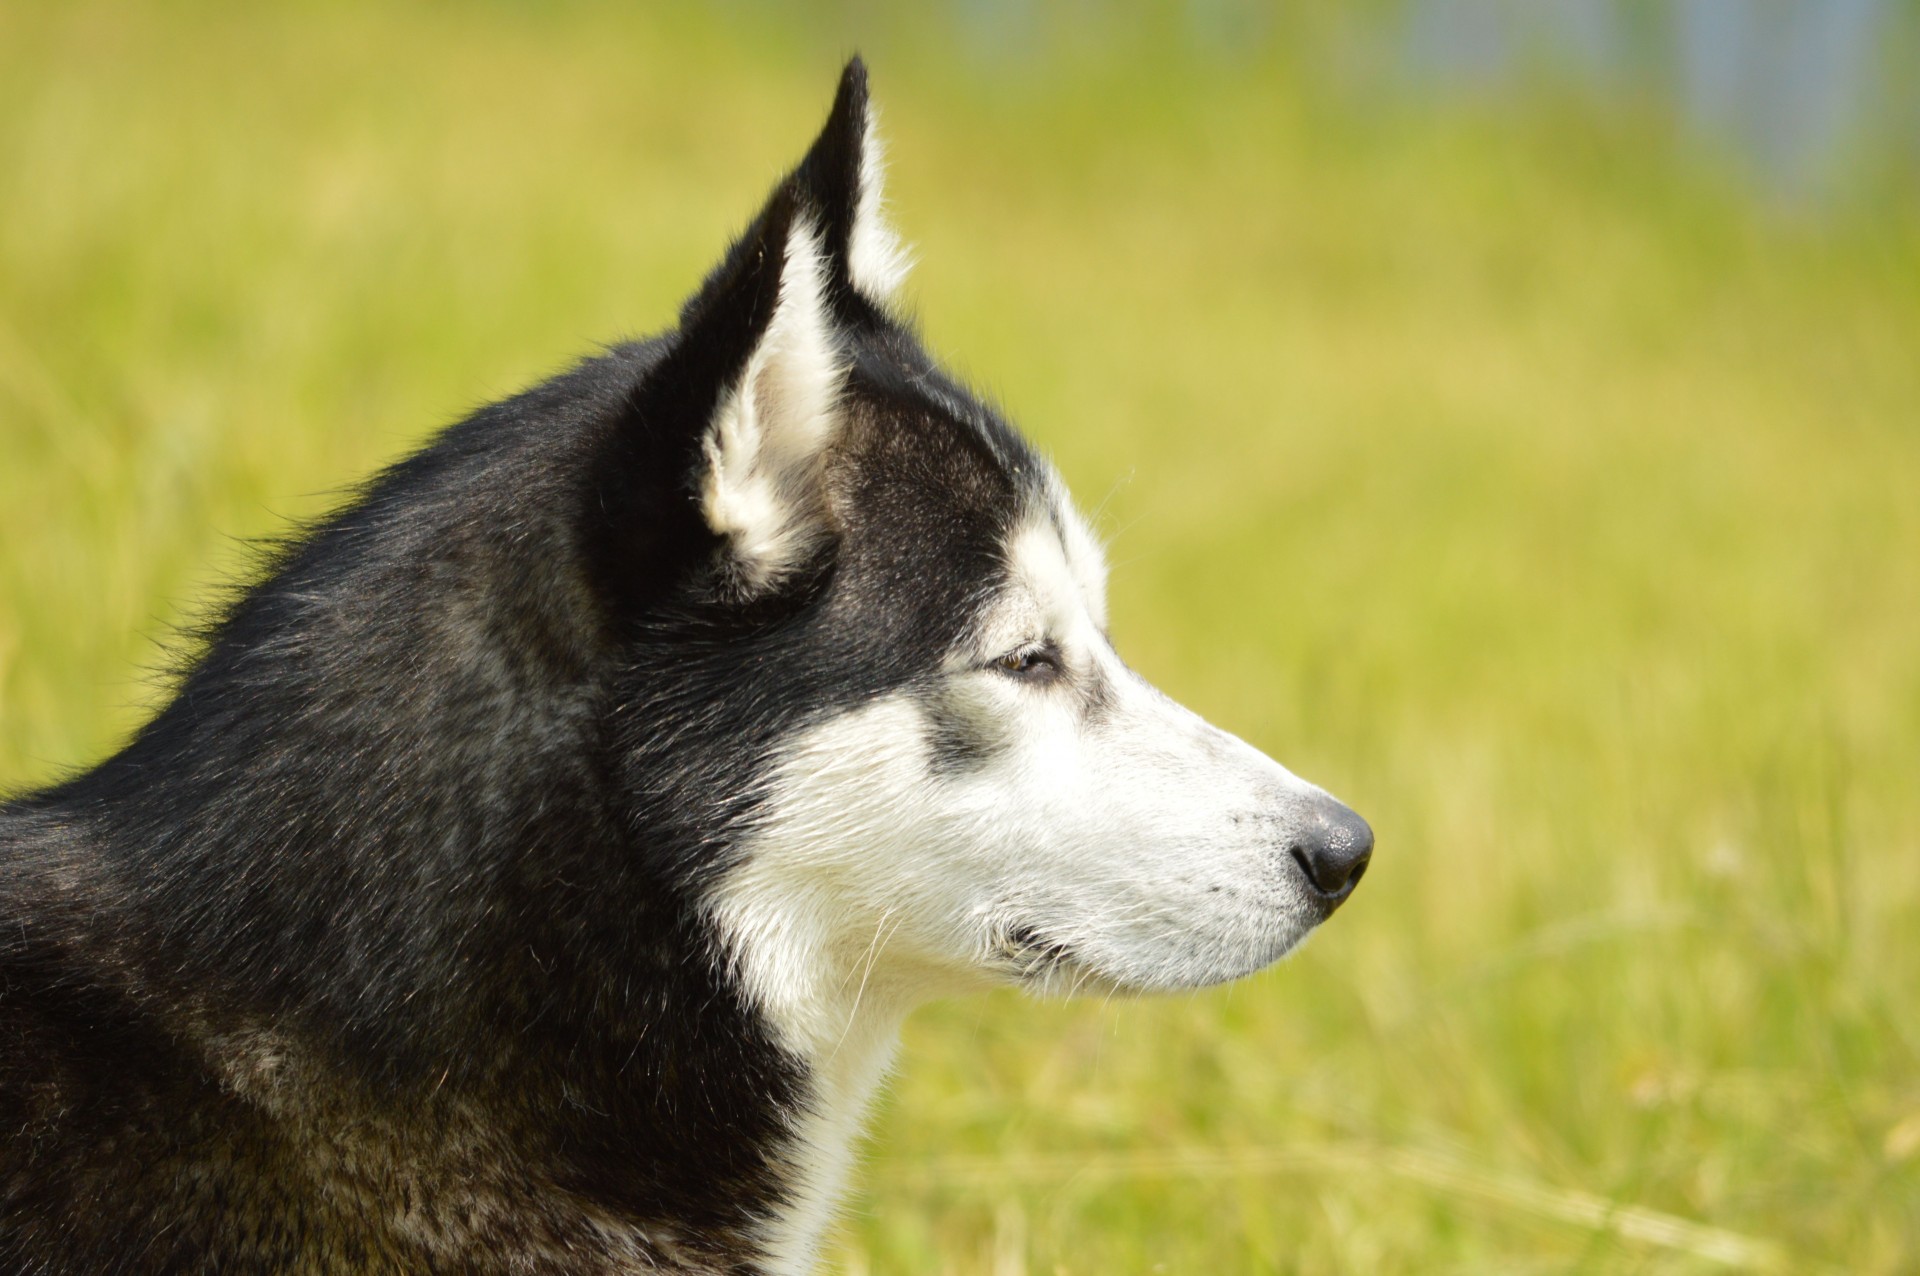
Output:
2,3,1916,1271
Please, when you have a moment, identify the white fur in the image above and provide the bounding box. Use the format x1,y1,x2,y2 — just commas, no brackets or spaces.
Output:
707,699,960,1275
700,219,843,592
708,494,1339,1269
848,108,911,303
1046,474,1110,632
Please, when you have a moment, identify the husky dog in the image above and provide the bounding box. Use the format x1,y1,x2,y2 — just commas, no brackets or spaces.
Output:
0,60,1370,1274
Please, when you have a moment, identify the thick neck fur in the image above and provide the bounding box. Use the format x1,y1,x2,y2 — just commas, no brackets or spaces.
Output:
707,856,930,1274
0,61,1069,1273
0,346,847,1274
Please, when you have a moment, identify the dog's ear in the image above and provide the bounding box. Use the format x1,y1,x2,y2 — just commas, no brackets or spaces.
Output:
658,187,840,598
623,62,903,600
788,56,910,309
673,59,906,329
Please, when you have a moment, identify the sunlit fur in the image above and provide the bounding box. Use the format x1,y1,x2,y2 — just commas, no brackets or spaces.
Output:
710,502,1347,1268
846,107,911,302
700,218,842,594
0,59,1368,1276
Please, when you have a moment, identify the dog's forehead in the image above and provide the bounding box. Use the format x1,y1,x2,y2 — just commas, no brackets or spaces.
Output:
980,496,1109,649
826,332,1110,650
837,342,1045,531
1045,482,1111,629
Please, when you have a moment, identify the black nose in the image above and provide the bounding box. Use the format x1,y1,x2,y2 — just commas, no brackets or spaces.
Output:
1290,794,1374,902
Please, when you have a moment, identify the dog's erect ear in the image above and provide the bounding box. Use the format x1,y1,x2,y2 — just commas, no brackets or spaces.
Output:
789,57,909,308
645,186,843,598
625,62,905,599
675,58,905,328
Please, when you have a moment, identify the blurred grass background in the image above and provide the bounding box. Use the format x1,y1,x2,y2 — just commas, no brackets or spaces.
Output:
2,2,1917,1272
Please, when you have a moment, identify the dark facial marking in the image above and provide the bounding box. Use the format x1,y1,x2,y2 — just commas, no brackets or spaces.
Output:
921,685,1015,775
1074,657,1117,725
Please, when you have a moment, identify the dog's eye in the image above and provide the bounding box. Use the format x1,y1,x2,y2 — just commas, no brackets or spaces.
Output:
992,645,1062,682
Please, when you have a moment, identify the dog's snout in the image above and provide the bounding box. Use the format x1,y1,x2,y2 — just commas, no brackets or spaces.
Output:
1288,794,1373,903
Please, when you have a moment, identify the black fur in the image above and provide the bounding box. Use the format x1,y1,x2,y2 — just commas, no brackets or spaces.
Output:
1,59,1045,1274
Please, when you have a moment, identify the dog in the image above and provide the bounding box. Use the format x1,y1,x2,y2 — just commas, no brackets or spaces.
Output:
0,59,1371,1274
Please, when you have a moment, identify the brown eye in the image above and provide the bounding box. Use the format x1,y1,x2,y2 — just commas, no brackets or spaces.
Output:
992,645,1062,681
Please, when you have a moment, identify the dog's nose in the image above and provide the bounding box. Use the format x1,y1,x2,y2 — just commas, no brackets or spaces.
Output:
1290,794,1373,902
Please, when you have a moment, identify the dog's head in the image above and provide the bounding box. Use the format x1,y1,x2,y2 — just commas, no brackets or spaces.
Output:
612,61,1370,1046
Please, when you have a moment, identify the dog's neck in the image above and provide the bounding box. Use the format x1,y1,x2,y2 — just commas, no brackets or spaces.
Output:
707,863,963,1274
756,984,908,1276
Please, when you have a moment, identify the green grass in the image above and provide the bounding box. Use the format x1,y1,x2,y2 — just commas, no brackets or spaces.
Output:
3,4,1917,1272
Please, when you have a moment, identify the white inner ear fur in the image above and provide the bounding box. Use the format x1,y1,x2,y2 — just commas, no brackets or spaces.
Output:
700,220,843,592
848,107,911,303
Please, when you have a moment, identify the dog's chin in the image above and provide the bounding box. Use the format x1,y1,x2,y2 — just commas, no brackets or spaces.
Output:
997,922,1316,999
1011,948,1129,1000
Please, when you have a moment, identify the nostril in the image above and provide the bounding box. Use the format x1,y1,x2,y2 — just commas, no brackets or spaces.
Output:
1288,843,1317,888
1292,840,1359,897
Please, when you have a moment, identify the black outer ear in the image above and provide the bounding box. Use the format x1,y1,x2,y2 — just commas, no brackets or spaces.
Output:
589,188,802,612
678,58,884,329
655,184,801,438
589,61,886,616
637,184,802,479
675,183,802,378
787,58,875,310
